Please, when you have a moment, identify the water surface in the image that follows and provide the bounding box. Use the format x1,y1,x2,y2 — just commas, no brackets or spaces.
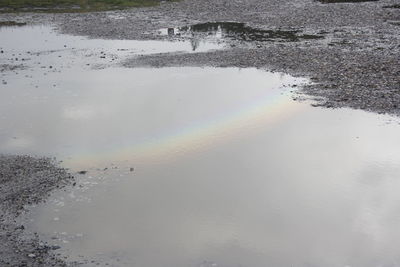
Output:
159,22,325,44
2,24,400,267
0,24,223,69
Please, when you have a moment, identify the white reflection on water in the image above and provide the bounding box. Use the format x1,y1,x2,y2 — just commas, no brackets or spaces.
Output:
0,65,302,163
0,25,222,55
24,101,400,267
15,64,400,267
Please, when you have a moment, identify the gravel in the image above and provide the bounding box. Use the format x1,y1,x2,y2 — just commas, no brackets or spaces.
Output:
0,155,74,266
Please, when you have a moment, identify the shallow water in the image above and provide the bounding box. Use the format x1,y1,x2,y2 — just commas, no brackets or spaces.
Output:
0,25,223,66
159,22,325,43
2,25,400,267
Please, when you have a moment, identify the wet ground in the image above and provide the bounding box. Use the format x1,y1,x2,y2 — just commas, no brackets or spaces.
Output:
1,23,400,267
159,22,325,43
1,0,400,265
10,0,394,115
1,0,399,115
0,24,224,266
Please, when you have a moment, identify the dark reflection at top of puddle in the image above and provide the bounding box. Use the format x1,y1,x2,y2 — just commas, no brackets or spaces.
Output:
163,22,324,43
0,21,27,27
383,4,400,8
317,0,378,3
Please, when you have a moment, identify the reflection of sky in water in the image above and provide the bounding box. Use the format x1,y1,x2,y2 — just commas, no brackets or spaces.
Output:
0,65,302,165
158,22,325,45
3,25,400,267
0,25,223,61
24,102,400,267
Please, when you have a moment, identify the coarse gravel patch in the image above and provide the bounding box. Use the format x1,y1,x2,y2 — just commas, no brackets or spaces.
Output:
0,155,75,266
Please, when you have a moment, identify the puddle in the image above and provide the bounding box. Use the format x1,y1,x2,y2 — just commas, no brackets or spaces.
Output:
3,23,400,267
17,71,400,267
159,22,325,43
0,25,223,72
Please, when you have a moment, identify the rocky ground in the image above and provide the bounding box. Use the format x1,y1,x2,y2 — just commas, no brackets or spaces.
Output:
0,155,74,266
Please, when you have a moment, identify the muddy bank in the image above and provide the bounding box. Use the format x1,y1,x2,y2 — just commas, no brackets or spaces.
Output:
0,155,74,266
3,0,397,114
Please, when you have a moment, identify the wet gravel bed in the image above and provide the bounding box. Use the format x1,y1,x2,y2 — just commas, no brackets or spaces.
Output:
3,0,396,115
0,0,399,114
0,155,74,266
126,45,400,113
